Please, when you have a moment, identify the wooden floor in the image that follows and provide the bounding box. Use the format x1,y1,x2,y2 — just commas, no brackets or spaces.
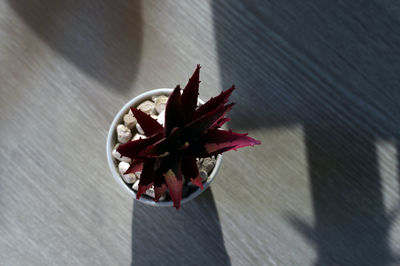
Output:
1,1,400,265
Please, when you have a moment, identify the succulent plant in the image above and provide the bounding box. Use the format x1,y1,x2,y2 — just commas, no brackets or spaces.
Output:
117,65,261,209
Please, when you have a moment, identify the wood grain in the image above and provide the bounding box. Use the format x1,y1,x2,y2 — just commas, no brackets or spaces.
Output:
1,0,400,265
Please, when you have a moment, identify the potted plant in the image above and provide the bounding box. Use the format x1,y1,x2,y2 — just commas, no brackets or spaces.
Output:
107,65,261,209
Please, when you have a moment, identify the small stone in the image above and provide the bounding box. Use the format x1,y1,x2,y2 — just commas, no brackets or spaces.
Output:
136,123,144,135
135,171,141,179
157,110,165,127
200,157,216,174
132,181,166,200
112,143,131,163
132,180,139,191
137,100,156,115
118,161,137,184
199,170,208,181
196,158,204,168
132,133,146,141
154,95,169,114
123,113,137,129
151,115,158,120
151,94,167,101
117,124,132,144
145,187,156,198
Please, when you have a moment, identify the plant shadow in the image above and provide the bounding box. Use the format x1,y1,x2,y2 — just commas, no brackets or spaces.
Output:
8,0,143,91
212,0,400,265
131,188,231,266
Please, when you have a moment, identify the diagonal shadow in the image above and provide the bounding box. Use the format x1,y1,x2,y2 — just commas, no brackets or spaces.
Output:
212,0,400,265
8,0,143,91
131,188,231,266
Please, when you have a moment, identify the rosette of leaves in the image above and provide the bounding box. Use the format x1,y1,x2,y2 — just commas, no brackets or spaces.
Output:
117,65,261,209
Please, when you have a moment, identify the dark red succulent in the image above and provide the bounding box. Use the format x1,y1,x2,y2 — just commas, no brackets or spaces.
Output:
117,65,261,209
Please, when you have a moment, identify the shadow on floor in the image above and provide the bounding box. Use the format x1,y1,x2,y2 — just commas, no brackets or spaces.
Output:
131,188,231,266
8,0,143,91
212,0,400,265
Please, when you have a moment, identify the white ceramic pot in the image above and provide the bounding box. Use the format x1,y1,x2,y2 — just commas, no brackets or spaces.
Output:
106,88,223,207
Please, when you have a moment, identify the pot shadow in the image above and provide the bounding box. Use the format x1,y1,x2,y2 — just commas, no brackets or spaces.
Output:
131,188,231,266
8,0,143,91
212,0,400,265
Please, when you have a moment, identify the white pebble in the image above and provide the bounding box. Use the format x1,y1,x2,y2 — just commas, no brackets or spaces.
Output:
132,180,139,191
131,181,166,200
154,95,169,114
200,157,216,174
118,162,137,184
151,94,167,101
117,124,132,144
199,170,208,181
196,158,204,168
136,123,144,135
137,100,156,115
157,110,165,127
112,143,131,163
132,133,146,141
123,113,137,129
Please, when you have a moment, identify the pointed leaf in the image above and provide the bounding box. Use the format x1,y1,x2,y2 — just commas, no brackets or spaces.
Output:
143,138,169,158
212,117,230,129
162,154,183,209
181,65,200,123
123,159,144,175
164,169,183,209
181,156,203,189
184,103,234,137
154,184,167,202
142,127,183,157
186,142,237,158
203,129,261,154
136,159,156,199
165,85,185,136
190,176,204,189
137,183,153,200
130,108,163,136
152,159,168,202
117,133,162,159
181,156,199,182
194,86,235,119
185,129,260,158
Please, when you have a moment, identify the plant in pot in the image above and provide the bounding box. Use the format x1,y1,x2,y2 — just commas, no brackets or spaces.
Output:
107,65,261,209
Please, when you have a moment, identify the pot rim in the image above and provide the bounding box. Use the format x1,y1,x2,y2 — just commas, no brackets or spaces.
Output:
106,88,223,207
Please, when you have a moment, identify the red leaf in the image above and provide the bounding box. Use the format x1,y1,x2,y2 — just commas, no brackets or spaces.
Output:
203,129,261,154
117,133,162,159
130,108,164,136
184,103,234,137
137,183,153,200
181,156,199,182
190,176,204,189
136,159,156,199
142,138,169,158
165,85,185,136
181,65,200,123
212,117,230,129
194,86,235,119
123,159,144,175
164,169,183,209
162,154,183,209
142,127,183,157
154,184,167,202
186,142,237,158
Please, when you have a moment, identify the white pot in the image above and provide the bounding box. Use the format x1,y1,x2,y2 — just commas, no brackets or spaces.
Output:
106,88,223,207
